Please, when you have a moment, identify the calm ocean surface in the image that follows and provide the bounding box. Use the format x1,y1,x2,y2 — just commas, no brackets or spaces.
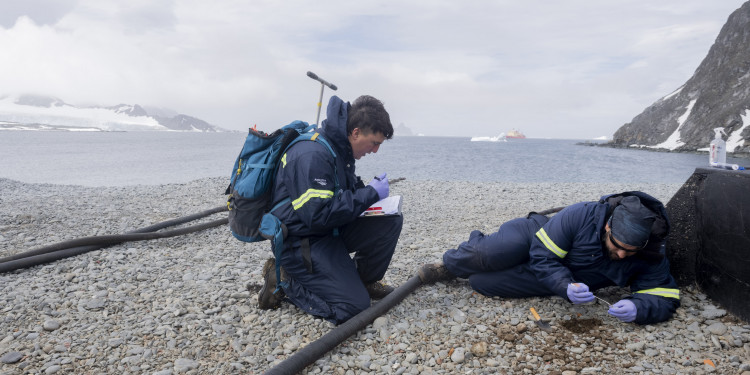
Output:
0,131,744,187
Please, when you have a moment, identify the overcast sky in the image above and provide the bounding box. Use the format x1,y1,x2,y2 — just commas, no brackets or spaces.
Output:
0,1,746,139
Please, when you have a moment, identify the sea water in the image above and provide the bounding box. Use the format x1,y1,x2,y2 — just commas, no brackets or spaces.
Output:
0,131,742,186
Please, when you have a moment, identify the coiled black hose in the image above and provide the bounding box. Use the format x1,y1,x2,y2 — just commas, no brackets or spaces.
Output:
0,206,227,273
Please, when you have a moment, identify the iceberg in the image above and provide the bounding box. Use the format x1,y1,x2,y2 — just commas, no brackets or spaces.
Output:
471,133,507,142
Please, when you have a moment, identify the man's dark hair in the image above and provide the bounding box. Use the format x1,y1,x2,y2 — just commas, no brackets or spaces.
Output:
347,95,394,139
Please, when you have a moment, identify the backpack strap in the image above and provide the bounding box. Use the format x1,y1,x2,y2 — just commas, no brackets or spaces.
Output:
282,131,340,203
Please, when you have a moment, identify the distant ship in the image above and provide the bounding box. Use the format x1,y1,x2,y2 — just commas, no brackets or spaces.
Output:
506,129,526,139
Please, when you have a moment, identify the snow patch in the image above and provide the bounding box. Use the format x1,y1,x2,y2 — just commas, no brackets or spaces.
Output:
726,109,750,152
649,99,696,151
0,96,167,131
661,85,684,101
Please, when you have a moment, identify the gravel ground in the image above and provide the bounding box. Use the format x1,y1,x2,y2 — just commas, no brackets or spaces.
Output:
1,177,749,375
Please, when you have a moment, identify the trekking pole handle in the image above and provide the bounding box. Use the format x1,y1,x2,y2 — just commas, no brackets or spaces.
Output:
307,71,337,90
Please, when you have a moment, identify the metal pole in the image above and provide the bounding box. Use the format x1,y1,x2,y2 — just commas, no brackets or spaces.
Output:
316,83,325,126
306,71,338,126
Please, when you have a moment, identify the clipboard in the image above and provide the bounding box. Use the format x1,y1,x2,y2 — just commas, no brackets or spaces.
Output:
360,195,402,217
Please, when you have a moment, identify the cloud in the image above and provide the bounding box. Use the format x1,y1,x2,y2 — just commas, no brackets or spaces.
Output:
0,0,745,138
0,0,76,28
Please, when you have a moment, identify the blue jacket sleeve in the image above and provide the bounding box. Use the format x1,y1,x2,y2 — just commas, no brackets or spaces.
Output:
279,143,379,233
528,203,588,299
628,246,681,324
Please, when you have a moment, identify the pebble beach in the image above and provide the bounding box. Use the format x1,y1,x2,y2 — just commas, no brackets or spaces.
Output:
1,177,749,374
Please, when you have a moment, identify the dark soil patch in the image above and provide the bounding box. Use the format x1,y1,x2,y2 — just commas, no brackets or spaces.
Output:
559,317,602,333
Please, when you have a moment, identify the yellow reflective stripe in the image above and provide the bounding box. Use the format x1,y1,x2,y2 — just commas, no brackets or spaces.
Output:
292,189,334,210
311,132,319,141
535,228,568,258
635,288,680,299
281,153,287,168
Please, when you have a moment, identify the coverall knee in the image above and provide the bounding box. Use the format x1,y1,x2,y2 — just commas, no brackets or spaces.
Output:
280,214,403,324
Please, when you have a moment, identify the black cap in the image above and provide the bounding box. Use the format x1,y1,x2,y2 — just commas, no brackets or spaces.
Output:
609,196,656,248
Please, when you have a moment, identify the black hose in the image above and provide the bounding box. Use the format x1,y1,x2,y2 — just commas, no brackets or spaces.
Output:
0,218,227,273
0,210,228,273
0,206,227,264
263,275,424,375
133,206,227,233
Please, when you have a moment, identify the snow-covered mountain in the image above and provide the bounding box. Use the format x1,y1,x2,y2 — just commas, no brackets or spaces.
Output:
611,1,750,154
0,94,228,132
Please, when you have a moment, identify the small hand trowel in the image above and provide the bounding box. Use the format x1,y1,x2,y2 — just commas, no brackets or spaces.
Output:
529,307,553,332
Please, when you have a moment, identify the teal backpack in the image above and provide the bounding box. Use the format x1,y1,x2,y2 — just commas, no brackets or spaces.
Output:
226,120,337,291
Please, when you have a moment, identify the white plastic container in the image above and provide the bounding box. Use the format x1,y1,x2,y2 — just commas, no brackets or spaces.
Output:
709,128,727,165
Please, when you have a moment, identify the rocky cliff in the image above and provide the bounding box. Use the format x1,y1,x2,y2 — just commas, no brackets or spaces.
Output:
611,1,750,154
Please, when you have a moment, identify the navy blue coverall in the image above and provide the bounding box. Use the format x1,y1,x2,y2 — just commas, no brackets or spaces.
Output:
270,96,402,324
443,192,680,325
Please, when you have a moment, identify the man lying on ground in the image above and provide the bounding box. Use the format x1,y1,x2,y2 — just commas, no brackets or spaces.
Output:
419,191,680,325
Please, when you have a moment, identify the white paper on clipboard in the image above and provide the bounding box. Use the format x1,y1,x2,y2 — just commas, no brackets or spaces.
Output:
360,195,402,217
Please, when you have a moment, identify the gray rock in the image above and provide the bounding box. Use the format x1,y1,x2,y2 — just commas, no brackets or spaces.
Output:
0,351,24,364
174,358,198,373
372,316,388,330
686,321,702,333
581,368,602,374
449,308,466,323
707,322,727,335
85,298,106,310
42,320,60,331
405,352,418,364
702,308,727,320
450,348,465,363
108,338,124,348
626,342,645,351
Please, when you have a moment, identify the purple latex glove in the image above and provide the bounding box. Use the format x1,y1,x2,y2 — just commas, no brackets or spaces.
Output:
608,299,637,322
368,173,389,200
567,283,595,304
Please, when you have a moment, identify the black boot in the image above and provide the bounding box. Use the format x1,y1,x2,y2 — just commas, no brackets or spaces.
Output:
365,281,395,300
418,262,455,284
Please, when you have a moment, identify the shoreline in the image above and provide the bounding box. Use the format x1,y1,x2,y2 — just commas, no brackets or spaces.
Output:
585,141,750,160
1,177,749,374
